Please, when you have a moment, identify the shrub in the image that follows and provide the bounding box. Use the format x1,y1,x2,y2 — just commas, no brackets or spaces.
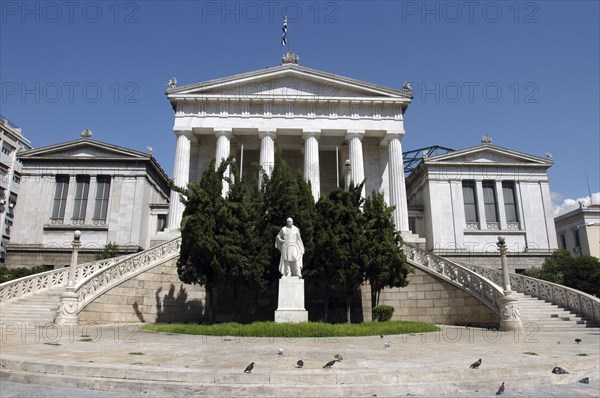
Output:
372,305,394,322
0,266,51,283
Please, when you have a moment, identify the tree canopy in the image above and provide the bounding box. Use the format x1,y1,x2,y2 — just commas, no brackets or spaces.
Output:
174,154,412,323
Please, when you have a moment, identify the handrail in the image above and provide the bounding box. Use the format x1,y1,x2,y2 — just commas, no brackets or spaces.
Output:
71,238,182,314
0,253,135,304
464,263,600,322
403,244,504,315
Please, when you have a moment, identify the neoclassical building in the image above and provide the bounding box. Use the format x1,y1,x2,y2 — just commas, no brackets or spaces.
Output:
165,57,421,242
6,131,170,268
0,116,33,262
406,136,558,270
555,204,600,258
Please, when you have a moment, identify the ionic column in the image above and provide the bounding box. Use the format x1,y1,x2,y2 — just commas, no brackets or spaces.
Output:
215,130,232,197
167,129,192,230
345,130,365,197
303,130,320,201
386,132,409,232
259,131,276,188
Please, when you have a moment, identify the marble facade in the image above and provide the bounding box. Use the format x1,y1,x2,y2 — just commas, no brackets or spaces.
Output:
165,62,417,239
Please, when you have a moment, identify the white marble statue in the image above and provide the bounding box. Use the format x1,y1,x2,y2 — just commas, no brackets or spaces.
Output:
275,217,304,277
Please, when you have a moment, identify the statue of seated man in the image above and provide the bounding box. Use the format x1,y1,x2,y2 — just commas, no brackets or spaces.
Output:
275,217,304,277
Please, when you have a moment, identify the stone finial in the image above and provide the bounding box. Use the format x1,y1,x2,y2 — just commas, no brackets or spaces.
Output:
282,51,299,65
402,82,413,93
546,152,553,160
481,134,492,145
146,146,153,155
167,77,177,89
81,129,92,138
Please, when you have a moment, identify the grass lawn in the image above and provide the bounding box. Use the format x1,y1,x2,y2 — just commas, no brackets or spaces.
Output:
142,321,440,337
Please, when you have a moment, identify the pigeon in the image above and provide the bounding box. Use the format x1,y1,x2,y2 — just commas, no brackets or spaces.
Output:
496,382,505,395
470,359,482,369
579,377,590,384
244,362,254,373
323,360,337,368
380,334,384,339
552,366,569,374
278,348,284,355
575,338,582,344
334,354,343,361
384,341,392,348
296,359,304,368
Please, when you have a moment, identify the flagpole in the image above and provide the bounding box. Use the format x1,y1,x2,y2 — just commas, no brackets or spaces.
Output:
286,14,290,53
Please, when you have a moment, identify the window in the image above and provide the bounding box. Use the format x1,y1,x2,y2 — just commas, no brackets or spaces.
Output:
559,234,567,249
462,181,479,223
2,145,14,156
482,181,498,223
573,230,581,248
94,176,111,220
157,214,167,232
52,175,69,219
502,181,519,223
72,175,90,220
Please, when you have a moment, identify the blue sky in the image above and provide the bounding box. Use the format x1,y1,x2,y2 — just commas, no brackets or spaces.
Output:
1,1,598,214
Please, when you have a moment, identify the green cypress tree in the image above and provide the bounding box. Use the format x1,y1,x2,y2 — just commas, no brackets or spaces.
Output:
172,158,228,322
313,183,366,323
363,191,412,309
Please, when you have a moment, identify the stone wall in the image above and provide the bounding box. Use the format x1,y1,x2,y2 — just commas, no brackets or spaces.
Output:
78,257,499,328
78,258,205,324
370,268,500,328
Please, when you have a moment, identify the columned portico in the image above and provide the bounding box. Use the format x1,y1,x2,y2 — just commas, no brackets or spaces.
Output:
302,130,320,201
385,131,410,232
346,130,366,197
166,63,415,234
167,129,192,230
215,129,232,197
259,131,276,187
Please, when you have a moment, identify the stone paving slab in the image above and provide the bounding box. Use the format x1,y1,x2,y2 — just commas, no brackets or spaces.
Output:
0,322,598,397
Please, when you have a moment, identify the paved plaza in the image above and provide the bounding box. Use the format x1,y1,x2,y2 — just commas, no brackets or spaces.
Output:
0,323,598,397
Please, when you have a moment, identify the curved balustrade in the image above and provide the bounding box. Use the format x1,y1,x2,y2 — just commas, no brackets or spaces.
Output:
0,252,135,304
464,263,600,322
72,238,182,314
403,244,504,315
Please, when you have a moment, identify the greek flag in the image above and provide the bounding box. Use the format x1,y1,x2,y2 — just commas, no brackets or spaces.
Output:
281,16,287,47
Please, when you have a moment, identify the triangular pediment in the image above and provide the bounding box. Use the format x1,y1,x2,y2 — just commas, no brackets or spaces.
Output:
18,139,150,160
425,144,552,166
167,64,411,101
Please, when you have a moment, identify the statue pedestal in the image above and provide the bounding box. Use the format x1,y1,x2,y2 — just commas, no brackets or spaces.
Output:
275,276,308,323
